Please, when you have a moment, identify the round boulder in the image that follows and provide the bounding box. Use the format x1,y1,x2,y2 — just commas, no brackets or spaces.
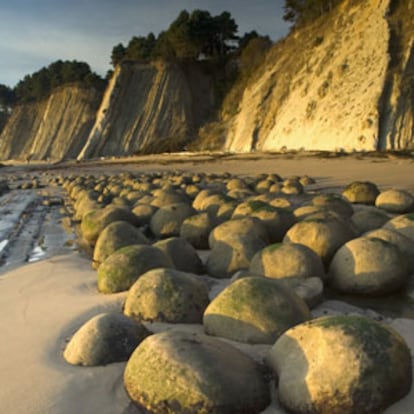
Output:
266,315,412,413
179,211,217,249
209,217,269,249
311,193,354,218
203,277,311,344
365,228,414,273
150,202,196,238
124,268,210,323
150,190,190,208
351,206,390,234
342,181,380,204
383,213,414,242
63,312,150,366
131,203,157,226
206,234,267,279
249,243,325,280
92,220,149,269
375,189,414,213
232,201,296,243
329,237,408,296
284,218,355,264
97,245,173,293
153,237,203,274
81,205,139,246
124,330,270,414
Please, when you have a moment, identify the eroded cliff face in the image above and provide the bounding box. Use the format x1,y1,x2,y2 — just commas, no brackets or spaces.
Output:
224,0,414,152
78,60,215,159
0,85,101,161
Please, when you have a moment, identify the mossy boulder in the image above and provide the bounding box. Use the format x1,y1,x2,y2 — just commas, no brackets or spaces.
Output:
282,178,304,195
365,228,414,273
383,213,414,242
73,191,101,220
131,203,158,226
124,330,270,414
97,245,173,293
249,242,325,280
342,181,380,204
232,201,296,242
329,237,408,296
150,189,190,208
179,211,217,249
124,268,209,323
150,202,196,238
203,277,311,344
63,312,150,366
284,218,355,264
206,235,267,279
375,189,414,213
266,315,412,413
92,221,149,269
208,217,269,249
192,188,221,210
80,205,139,246
351,206,390,234
311,193,354,218
153,237,203,274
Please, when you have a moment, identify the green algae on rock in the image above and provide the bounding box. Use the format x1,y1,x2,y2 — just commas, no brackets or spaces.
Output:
124,330,270,414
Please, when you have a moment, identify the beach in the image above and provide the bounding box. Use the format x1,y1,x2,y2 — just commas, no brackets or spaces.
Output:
1,152,414,413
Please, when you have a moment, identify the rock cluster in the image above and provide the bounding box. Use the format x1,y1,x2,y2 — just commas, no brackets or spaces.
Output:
60,172,413,413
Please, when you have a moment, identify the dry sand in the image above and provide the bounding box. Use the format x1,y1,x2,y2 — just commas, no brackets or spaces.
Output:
1,153,414,413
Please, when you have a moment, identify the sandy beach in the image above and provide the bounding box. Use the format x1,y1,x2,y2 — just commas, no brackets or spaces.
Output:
1,152,414,414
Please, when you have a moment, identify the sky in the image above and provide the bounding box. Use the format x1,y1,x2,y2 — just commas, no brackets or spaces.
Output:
0,0,290,87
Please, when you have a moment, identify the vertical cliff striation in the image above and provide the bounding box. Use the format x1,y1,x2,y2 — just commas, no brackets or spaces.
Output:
0,85,102,161
78,60,215,159
224,0,414,152
378,0,414,149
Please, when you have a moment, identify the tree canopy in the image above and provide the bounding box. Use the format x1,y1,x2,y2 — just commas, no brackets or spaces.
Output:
14,60,106,103
110,9,239,66
283,0,344,24
0,84,15,110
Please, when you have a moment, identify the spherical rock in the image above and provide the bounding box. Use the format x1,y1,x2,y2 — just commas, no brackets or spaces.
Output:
124,268,209,323
329,237,408,296
351,206,390,234
376,189,414,214
131,203,158,226
284,218,355,264
209,217,269,249
81,205,139,246
365,228,414,273
249,243,325,280
63,312,150,366
150,189,190,208
342,181,380,204
311,193,354,218
153,237,203,274
206,236,267,279
266,315,412,414
150,202,196,238
232,201,296,242
92,221,149,269
97,245,173,293
124,330,270,414
203,277,311,344
383,213,414,242
180,211,217,249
